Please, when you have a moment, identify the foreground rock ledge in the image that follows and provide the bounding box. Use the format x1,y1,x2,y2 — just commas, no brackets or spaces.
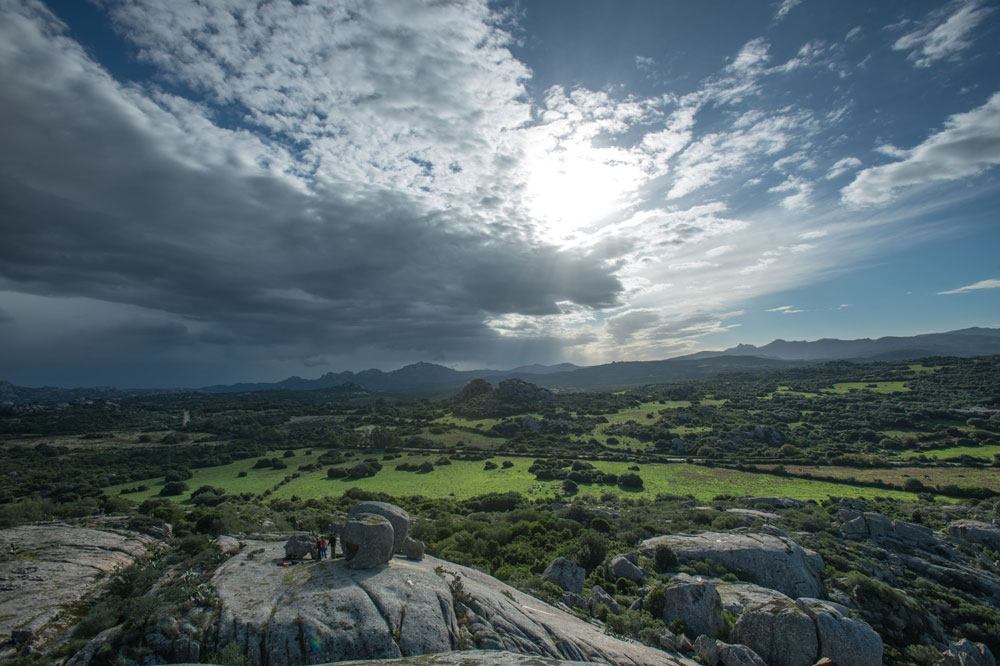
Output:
0,522,159,650
211,542,696,666
177,650,621,666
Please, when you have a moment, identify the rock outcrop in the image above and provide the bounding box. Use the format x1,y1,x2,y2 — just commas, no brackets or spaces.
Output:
795,597,882,666
210,542,696,666
0,522,158,655
840,511,936,546
732,600,818,666
948,520,1000,551
731,597,882,666
541,557,584,594
639,528,824,598
661,574,723,638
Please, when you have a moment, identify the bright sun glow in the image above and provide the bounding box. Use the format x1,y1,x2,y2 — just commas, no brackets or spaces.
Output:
522,134,645,244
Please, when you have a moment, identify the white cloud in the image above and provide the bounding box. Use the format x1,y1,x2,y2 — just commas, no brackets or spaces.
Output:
845,27,863,41
893,0,996,68
767,305,796,312
843,92,1000,205
775,0,804,21
825,156,862,179
768,176,813,210
938,278,1000,294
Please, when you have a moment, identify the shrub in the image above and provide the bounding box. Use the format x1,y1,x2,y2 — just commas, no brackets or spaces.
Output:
653,543,679,572
573,530,608,572
617,472,643,489
160,481,188,496
590,516,611,533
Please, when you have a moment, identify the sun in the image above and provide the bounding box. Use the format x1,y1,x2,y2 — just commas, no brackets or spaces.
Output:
523,135,645,244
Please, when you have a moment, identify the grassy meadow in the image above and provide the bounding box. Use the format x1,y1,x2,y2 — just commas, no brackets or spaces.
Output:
106,447,922,504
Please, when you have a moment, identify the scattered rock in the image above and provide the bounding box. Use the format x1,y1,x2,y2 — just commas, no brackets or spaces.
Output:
283,534,317,560
172,636,200,663
541,557,584,594
694,635,768,666
343,513,395,569
347,501,411,553
404,536,425,561
64,625,123,666
561,591,587,610
662,574,723,638
213,535,241,555
589,584,620,615
935,639,997,666
639,528,824,598
609,553,644,582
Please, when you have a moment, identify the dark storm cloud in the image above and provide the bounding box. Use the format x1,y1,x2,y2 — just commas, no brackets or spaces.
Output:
0,3,623,377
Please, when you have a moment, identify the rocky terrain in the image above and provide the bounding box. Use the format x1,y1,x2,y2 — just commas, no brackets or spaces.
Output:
0,519,162,661
2,499,999,666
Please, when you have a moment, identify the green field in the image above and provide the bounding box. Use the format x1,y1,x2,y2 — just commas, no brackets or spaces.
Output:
783,464,1000,493
106,449,921,504
899,444,1000,460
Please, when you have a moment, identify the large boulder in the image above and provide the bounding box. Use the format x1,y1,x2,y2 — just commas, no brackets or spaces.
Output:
795,598,882,666
609,553,644,582
662,574,723,638
948,520,1000,551
842,511,936,546
732,600,818,666
347,501,411,553
283,534,317,560
541,557,585,594
343,513,395,569
210,542,698,666
715,580,792,615
693,636,767,666
639,528,824,598
936,639,997,666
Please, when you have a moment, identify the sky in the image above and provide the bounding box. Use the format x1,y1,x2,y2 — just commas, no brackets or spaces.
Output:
1,0,999,388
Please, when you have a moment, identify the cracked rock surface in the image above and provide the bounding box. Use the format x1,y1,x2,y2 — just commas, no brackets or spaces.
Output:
0,522,158,646
210,541,696,666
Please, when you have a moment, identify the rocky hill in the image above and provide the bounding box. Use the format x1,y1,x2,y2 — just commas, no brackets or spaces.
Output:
2,499,999,666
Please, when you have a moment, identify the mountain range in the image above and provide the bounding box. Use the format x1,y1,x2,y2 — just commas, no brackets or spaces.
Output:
3,327,998,403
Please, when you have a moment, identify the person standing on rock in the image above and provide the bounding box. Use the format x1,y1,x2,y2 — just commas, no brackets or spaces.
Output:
318,536,328,560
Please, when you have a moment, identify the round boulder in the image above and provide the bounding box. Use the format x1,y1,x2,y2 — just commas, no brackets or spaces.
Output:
343,512,395,569
347,501,410,552
541,556,585,594
609,553,644,582
284,534,318,560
